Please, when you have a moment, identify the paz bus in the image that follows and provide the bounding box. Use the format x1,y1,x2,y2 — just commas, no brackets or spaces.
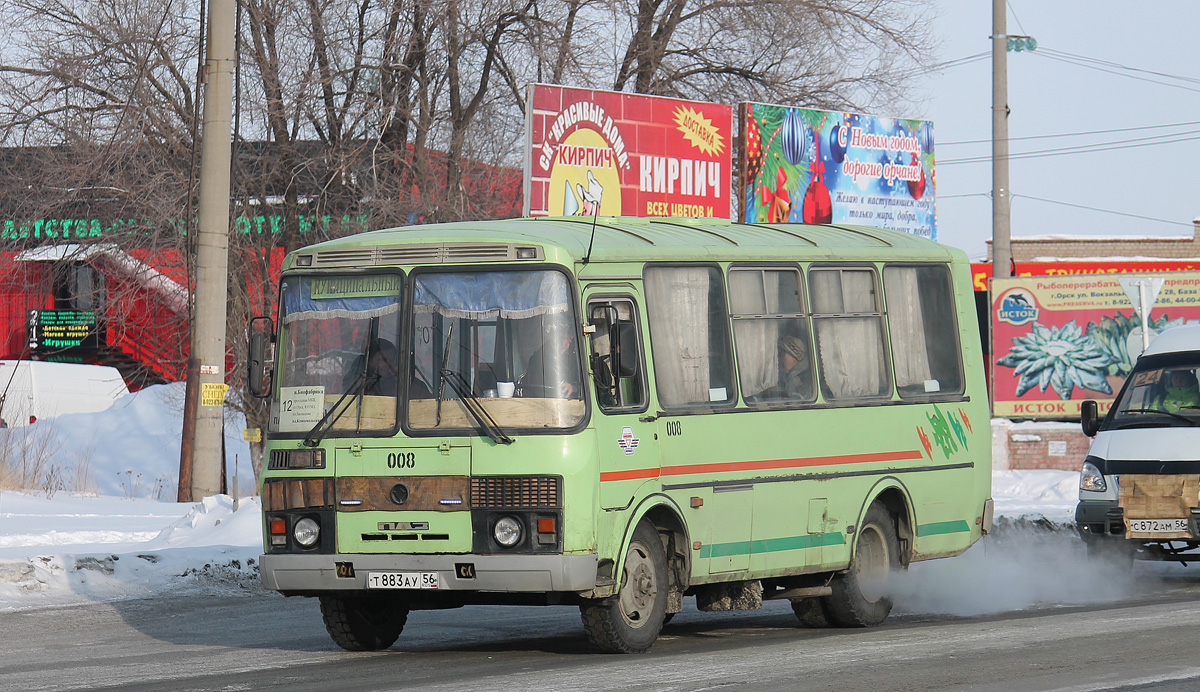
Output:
250,216,993,653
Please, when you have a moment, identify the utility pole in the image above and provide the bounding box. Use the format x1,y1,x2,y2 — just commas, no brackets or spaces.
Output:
991,0,1012,278
180,0,236,501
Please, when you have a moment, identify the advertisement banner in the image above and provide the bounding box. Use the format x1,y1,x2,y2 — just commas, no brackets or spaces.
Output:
739,103,935,239
971,260,1200,292
990,273,1200,419
524,84,732,219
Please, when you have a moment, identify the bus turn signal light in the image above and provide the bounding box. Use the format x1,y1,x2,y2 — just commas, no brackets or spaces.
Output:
537,517,556,534
270,519,287,534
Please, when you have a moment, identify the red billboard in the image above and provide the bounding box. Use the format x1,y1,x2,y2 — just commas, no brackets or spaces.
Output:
523,84,732,219
990,273,1200,419
971,260,1200,292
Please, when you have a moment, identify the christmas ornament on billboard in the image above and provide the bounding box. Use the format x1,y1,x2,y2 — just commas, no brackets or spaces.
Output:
908,153,926,200
745,109,764,185
759,167,792,224
828,118,848,163
802,140,832,224
780,109,811,166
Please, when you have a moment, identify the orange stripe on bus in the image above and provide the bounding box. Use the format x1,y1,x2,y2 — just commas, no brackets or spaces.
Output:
600,450,924,482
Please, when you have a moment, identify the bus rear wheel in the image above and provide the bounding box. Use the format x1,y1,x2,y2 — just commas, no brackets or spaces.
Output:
580,521,667,653
824,503,899,627
319,594,409,651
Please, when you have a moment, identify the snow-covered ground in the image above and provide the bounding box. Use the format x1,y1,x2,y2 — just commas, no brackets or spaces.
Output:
0,385,1169,617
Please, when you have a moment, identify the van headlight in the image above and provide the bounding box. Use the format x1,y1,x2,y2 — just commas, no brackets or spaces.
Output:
493,516,523,547
1080,460,1106,492
293,517,320,547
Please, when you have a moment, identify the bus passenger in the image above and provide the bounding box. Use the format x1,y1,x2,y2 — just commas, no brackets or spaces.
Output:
778,335,812,399
346,339,400,396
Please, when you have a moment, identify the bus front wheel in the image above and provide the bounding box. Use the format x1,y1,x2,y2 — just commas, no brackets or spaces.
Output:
824,503,898,627
580,521,668,653
319,594,409,651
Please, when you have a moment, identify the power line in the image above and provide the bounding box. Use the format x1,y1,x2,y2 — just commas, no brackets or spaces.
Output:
1038,48,1200,86
1010,193,1195,227
1032,50,1200,94
939,129,1200,165
939,120,1200,147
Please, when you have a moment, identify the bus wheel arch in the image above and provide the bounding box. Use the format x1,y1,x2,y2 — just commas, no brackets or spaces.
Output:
824,500,901,627
869,485,914,567
581,519,670,653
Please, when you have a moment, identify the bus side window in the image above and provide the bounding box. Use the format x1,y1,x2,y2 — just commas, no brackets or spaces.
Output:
644,265,737,409
809,266,891,401
588,298,647,411
884,264,964,399
729,266,815,405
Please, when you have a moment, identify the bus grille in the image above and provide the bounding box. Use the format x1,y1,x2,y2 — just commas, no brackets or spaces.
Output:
470,476,561,508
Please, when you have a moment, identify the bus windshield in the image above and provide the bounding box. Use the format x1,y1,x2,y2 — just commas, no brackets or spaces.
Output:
271,273,403,435
1107,359,1200,429
407,269,585,433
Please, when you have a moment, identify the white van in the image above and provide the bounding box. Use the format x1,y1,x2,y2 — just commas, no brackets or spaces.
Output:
0,361,131,428
1077,324,1200,564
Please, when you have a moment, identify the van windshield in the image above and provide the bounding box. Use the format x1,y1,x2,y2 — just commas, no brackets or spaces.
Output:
407,269,585,433
271,273,402,435
1106,357,1200,429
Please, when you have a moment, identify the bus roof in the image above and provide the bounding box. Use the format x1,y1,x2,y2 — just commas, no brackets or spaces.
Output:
287,217,963,267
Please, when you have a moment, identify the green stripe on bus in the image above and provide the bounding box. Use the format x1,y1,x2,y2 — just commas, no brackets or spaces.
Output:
917,520,971,536
699,532,845,559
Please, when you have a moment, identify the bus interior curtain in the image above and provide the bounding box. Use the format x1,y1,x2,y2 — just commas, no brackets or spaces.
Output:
645,266,711,406
728,270,781,397
413,271,570,320
280,276,400,324
885,267,932,388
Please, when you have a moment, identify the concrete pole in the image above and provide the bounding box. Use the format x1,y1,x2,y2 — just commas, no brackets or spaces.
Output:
183,0,236,501
991,0,1012,278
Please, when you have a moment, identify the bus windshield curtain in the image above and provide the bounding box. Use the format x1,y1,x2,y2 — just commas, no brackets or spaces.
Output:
280,276,400,324
413,271,570,320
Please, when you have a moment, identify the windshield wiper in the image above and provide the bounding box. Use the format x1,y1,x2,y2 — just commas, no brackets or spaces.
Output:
1118,408,1200,426
440,369,513,445
302,369,379,446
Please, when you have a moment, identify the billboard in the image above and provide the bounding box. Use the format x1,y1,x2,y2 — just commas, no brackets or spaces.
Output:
524,84,732,219
971,260,1200,292
990,273,1200,419
738,103,935,239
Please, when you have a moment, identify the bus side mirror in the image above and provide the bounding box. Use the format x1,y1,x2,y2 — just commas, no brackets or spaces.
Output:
613,322,639,378
248,316,274,399
1080,400,1100,437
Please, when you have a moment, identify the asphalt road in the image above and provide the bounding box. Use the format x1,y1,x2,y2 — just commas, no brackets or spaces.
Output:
4,571,1200,692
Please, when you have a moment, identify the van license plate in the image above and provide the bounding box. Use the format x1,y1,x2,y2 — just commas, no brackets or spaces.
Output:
1128,518,1189,533
366,571,439,589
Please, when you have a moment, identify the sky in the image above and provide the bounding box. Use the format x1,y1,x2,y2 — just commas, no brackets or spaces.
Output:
0,380,1175,619
924,1,1200,261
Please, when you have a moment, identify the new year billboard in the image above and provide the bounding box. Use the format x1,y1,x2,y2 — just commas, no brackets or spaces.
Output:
523,84,732,218
991,273,1200,419
739,103,936,239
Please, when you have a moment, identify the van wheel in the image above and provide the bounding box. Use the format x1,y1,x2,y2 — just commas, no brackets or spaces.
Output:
824,503,898,627
319,594,408,651
580,521,667,653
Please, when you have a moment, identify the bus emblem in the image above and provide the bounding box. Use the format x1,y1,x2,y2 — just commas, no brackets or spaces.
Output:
618,427,640,456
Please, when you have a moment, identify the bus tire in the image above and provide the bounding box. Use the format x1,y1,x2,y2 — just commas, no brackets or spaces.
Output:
824,503,898,627
791,597,832,628
318,594,409,651
580,521,667,653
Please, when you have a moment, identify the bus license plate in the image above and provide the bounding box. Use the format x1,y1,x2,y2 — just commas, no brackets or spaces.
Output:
1128,518,1189,533
366,571,439,589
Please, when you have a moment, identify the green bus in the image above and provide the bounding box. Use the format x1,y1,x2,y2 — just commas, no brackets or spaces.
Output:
251,216,992,653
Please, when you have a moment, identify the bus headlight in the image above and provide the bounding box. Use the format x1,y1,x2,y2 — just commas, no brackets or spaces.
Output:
293,517,320,547
1080,461,1106,492
493,516,523,547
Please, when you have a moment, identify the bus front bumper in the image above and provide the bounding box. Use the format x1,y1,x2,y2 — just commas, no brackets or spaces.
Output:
260,552,598,594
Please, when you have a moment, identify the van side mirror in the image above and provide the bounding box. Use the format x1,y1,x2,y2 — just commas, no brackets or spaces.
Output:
613,322,639,378
1080,400,1100,437
248,316,274,398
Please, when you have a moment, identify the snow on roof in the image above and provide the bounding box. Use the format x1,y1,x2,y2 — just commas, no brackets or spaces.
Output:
1005,233,1195,242
1027,256,1200,263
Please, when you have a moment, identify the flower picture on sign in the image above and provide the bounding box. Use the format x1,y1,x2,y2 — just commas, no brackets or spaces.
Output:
739,103,935,239
524,84,732,218
991,274,1200,419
